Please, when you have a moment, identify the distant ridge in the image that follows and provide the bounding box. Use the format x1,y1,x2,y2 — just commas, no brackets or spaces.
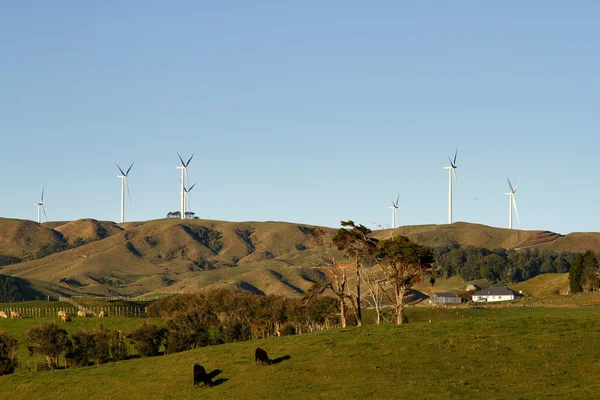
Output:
0,217,598,298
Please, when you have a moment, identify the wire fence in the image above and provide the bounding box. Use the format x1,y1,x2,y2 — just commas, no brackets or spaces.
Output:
0,305,147,319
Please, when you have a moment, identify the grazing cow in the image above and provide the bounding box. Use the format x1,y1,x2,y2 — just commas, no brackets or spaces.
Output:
193,364,213,387
98,311,107,318
61,314,71,323
0,311,7,319
77,310,87,318
255,347,271,366
10,311,22,319
58,310,67,319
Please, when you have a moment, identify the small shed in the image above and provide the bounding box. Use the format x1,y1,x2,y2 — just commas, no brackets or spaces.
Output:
431,292,462,304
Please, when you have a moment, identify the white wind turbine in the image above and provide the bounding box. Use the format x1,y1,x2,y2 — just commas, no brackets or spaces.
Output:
34,187,47,223
180,180,198,219
116,162,134,223
389,194,400,229
506,178,520,230
443,148,459,224
175,150,194,220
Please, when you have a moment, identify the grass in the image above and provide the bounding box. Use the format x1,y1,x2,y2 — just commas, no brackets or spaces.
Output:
2,308,600,399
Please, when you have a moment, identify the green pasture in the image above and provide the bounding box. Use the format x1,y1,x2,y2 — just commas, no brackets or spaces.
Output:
0,316,159,368
2,307,600,399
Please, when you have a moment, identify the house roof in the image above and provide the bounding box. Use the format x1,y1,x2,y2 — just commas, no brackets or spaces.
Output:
472,287,523,297
432,292,459,298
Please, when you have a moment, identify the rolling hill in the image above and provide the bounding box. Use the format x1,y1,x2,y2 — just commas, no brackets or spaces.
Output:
0,217,598,298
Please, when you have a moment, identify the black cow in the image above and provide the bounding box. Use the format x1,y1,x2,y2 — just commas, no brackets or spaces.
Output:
193,364,213,387
255,347,271,365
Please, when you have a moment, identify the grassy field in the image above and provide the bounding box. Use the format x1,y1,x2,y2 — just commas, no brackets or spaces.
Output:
0,316,158,368
2,307,600,399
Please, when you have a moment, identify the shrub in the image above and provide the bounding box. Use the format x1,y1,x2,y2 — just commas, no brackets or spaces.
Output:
27,323,70,369
109,330,128,361
129,323,164,357
67,329,96,367
0,332,18,375
93,324,111,365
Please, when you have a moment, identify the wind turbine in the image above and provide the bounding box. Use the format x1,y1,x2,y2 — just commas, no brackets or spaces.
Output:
389,194,400,229
443,148,458,224
116,162,134,223
506,178,520,230
175,150,194,220
34,187,47,223
180,180,198,219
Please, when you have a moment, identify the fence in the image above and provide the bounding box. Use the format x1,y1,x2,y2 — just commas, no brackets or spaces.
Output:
68,293,180,302
0,305,146,319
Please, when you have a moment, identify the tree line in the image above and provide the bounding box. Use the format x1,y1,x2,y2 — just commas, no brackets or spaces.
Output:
433,246,575,283
0,275,23,303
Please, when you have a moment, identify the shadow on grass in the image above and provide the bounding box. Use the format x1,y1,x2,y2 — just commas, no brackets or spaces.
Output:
270,355,291,365
207,370,228,387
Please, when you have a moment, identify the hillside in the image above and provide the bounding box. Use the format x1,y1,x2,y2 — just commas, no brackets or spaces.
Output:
0,217,599,298
0,218,328,297
372,222,564,250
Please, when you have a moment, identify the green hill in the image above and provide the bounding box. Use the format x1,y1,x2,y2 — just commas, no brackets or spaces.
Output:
2,308,600,399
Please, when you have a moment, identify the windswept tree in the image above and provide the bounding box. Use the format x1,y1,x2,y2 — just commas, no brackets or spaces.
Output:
332,221,378,326
378,236,434,324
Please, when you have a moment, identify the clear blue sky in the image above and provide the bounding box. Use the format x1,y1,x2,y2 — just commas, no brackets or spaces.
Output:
1,1,599,234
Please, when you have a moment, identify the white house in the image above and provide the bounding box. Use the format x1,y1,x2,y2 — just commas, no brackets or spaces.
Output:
472,287,524,302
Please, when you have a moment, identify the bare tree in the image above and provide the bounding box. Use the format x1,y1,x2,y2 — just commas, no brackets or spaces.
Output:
306,227,352,328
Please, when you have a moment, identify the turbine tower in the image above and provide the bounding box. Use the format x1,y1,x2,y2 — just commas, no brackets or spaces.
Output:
389,194,399,229
116,162,134,223
34,187,47,224
506,178,520,230
176,150,194,220
184,182,197,218
443,148,458,224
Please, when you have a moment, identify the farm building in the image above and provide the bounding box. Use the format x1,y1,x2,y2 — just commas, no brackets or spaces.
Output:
431,292,462,304
472,287,524,302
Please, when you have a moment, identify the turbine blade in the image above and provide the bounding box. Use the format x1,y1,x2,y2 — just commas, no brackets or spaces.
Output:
188,182,198,192
448,156,453,166
126,162,135,176
512,195,520,224
125,177,132,205
453,147,458,165
42,205,48,221
452,168,458,185
186,192,192,212
41,186,44,202
395,193,400,207
507,178,514,193
184,168,190,189
115,163,126,176
175,150,185,166
186,153,195,166
514,181,520,193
